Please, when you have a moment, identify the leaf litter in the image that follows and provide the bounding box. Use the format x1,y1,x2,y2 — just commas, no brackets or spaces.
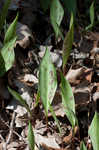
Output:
0,0,99,150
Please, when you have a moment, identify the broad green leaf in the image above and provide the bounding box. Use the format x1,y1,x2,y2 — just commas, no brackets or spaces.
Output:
60,72,76,127
62,13,74,70
4,13,18,44
28,121,35,150
0,37,16,76
80,141,87,150
88,111,99,150
63,0,77,16
40,0,50,11
50,0,64,38
85,2,94,30
49,102,62,133
0,0,11,31
8,87,32,116
39,48,57,116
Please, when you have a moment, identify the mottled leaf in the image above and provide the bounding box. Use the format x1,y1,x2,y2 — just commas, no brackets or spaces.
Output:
50,0,64,38
62,13,74,70
39,48,57,116
60,72,76,127
88,111,99,150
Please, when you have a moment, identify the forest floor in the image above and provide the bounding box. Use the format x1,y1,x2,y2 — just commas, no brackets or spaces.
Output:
0,0,99,150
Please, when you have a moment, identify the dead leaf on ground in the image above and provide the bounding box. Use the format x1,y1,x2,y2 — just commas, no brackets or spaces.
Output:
63,129,72,144
16,22,34,49
66,67,85,83
40,143,71,150
84,69,93,82
74,81,91,109
34,130,60,149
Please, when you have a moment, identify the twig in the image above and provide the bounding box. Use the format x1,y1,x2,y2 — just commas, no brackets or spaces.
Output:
0,113,26,142
3,112,16,150
6,111,16,144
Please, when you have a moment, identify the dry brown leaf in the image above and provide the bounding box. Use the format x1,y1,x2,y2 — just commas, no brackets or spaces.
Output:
84,69,93,82
66,67,85,83
74,81,91,108
41,143,70,150
63,130,72,144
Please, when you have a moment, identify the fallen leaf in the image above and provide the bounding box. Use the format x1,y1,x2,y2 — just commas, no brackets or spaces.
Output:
66,67,85,83
16,22,34,49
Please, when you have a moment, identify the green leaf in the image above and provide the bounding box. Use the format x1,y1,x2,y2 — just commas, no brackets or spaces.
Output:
0,37,16,76
80,141,87,150
63,0,77,16
49,102,62,133
85,2,94,30
90,2,94,25
34,90,40,108
28,121,35,150
0,0,11,31
52,22,64,40
40,0,50,11
8,87,32,116
50,0,64,38
60,72,76,128
88,111,99,150
39,48,57,116
62,13,74,70
4,13,18,44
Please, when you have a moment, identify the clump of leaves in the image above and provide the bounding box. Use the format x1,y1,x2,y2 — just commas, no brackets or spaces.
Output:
39,12,76,132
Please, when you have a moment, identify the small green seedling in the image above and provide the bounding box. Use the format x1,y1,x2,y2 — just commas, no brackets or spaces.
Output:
28,121,35,150
80,141,87,150
85,1,94,31
8,87,32,117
